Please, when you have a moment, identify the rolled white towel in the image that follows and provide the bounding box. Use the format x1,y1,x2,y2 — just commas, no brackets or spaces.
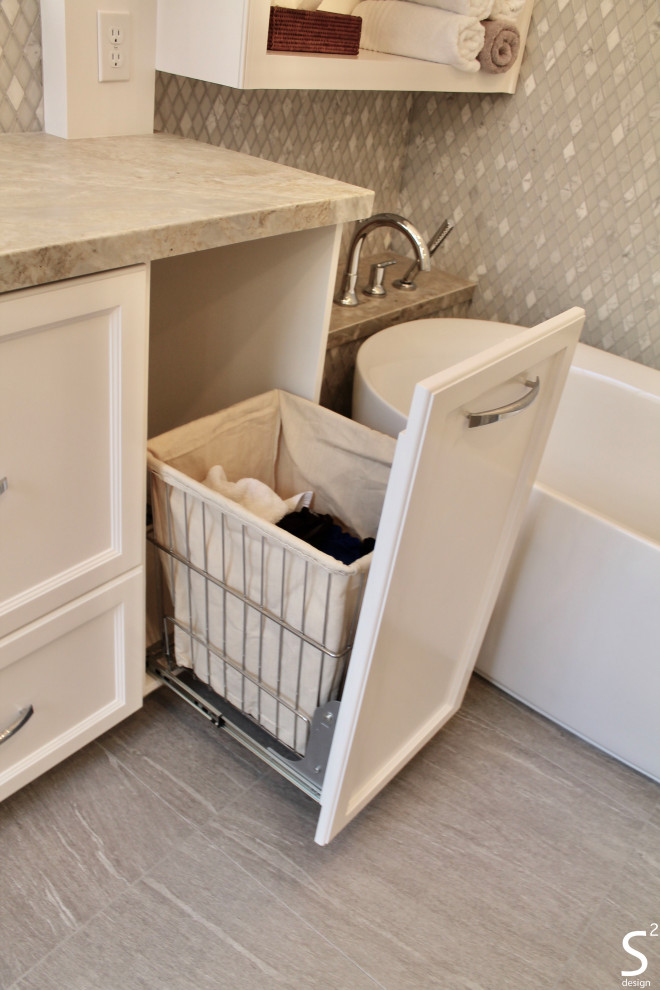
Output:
406,0,493,19
274,0,321,8
490,0,525,18
354,0,485,71
317,0,358,11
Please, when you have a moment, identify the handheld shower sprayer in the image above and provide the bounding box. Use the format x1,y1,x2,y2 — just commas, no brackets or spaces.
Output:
393,219,454,291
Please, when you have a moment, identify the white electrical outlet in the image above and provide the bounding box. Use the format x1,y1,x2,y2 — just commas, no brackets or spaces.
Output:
97,11,131,82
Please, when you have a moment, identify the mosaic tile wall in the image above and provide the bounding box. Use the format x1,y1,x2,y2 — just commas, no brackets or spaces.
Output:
0,0,42,131
154,73,413,260
400,0,660,368
3,1,658,367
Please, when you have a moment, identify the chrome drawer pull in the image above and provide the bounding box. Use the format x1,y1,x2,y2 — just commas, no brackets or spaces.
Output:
466,377,540,428
0,477,7,496
0,705,34,746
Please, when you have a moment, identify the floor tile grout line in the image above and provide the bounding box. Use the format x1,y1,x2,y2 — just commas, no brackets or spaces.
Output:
4,756,272,990
196,825,389,990
199,812,582,990
128,740,389,983
94,734,271,826
404,750,653,913
6,802,385,990
195,702,653,938
5,860,158,990
180,770,389,987
7,676,657,990
4,738,208,990
144,771,390,990
454,701,660,822
2,741,278,988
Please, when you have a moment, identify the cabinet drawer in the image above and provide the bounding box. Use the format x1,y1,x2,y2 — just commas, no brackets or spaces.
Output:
0,267,148,637
0,570,144,803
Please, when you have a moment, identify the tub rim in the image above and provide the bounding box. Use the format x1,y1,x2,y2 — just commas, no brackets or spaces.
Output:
572,341,660,399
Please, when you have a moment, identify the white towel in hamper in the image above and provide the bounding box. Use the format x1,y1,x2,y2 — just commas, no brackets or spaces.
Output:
202,464,310,524
354,0,486,71
148,390,395,756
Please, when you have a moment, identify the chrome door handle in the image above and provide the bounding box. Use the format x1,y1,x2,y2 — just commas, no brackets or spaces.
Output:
0,705,34,746
0,477,7,496
466,377,540,428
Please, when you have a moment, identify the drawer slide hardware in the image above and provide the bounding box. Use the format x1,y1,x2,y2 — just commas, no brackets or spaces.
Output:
146,651,338,801
0,705,34,746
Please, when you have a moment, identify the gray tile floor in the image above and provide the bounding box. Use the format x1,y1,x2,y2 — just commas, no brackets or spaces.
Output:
2,674,659,990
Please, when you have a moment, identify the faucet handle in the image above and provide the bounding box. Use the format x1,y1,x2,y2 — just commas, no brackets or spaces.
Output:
363,258,397,297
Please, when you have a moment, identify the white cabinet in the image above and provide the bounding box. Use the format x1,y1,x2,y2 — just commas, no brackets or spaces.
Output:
0,267,149,801
156,0,534,94
0,574,145,800
147,299,583,843
317,308,583,841
0,198,582,843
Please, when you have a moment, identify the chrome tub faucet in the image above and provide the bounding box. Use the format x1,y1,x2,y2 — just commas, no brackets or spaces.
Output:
334,213,431,307
393,219,453,291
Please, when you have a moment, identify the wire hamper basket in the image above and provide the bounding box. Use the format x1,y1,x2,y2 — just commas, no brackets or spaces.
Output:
148,477,367,757
146,390,395,794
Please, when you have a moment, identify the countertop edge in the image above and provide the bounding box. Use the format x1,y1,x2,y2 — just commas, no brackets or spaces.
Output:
0,195,373,294
0,133,374,294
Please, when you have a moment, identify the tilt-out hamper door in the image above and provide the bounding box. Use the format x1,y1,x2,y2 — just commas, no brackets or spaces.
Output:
316,308,585,844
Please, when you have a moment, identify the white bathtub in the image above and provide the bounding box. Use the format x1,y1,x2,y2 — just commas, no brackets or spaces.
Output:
477,342,660,782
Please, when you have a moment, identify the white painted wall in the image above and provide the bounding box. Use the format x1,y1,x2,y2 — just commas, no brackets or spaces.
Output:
41,0,156,138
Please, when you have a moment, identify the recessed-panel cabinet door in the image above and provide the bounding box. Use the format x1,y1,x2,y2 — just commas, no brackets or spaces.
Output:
0,266,148,636
0,570,145,802
316,308,584,844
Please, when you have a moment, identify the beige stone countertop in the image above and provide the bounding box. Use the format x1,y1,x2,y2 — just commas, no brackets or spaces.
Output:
0,132,374,293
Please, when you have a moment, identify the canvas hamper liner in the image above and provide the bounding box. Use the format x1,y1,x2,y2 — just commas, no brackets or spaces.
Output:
147,390,395,756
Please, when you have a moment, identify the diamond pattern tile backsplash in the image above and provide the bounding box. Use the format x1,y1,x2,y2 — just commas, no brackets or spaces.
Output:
3,0,658,368
155,74,413,208
399,0,660,368
0,0,42,131
154,74,413,260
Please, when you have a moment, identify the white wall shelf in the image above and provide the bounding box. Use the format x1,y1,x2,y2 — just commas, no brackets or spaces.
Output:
156,0,534,94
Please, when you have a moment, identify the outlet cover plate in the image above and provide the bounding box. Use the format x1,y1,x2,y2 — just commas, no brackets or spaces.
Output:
97,11,131,82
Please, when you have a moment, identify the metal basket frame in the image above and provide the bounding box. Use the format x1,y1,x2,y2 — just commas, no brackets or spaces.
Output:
147,472,368,796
